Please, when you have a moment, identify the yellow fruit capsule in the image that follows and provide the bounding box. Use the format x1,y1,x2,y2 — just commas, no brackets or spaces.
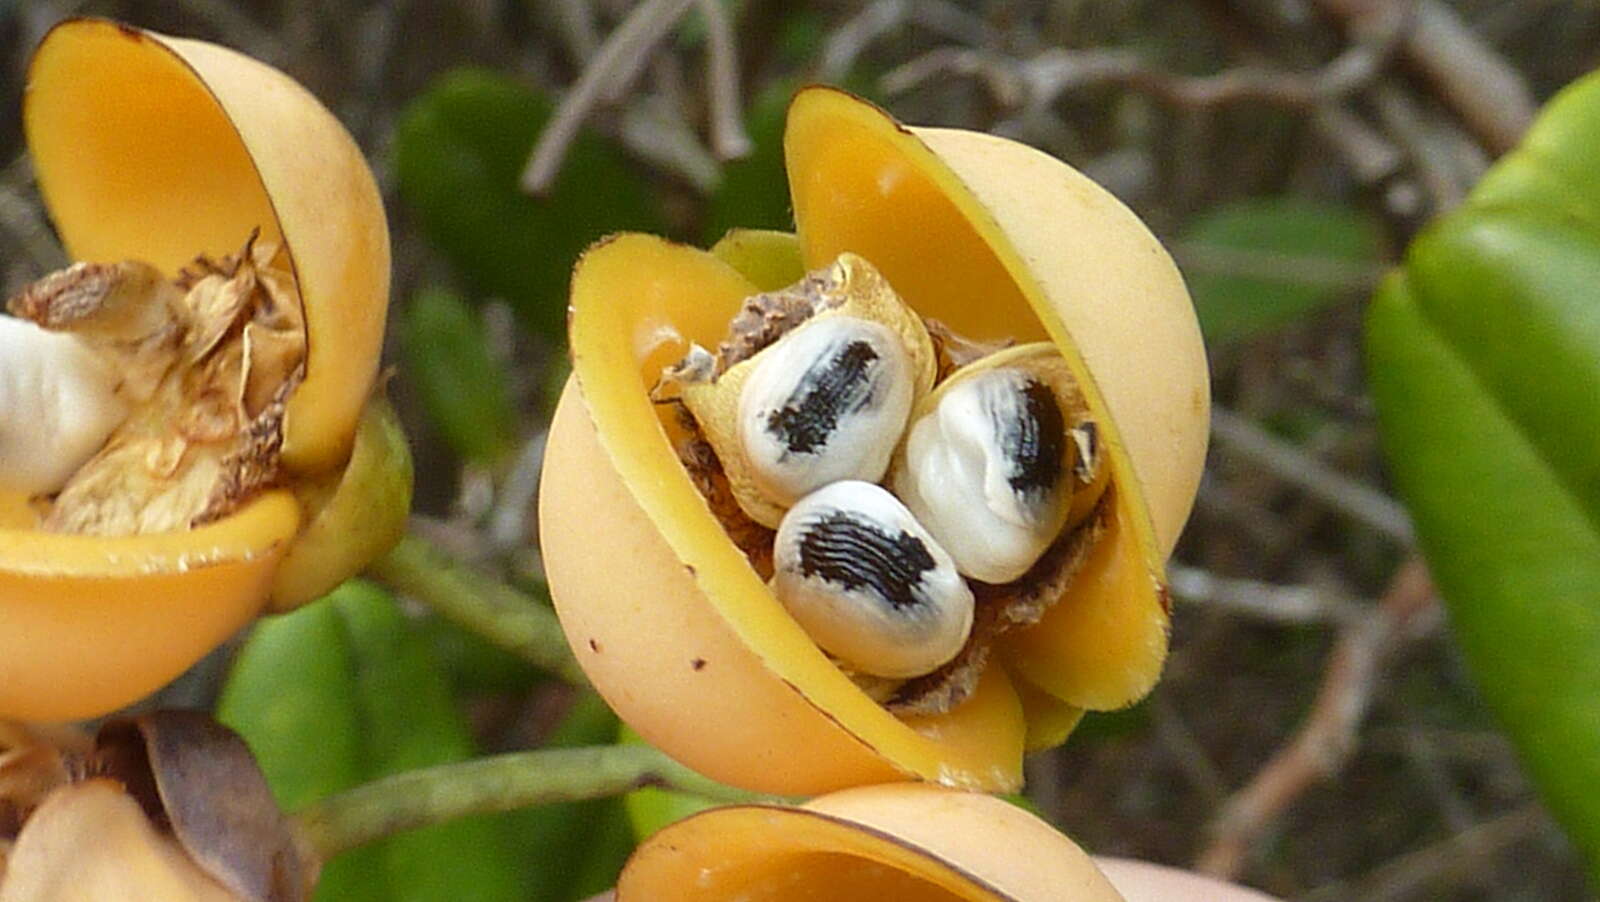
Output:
540,87,1208,794
0,19,408,721
614,784,1124,901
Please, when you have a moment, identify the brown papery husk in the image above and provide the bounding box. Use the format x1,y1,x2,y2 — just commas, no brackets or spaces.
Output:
7,234,306,536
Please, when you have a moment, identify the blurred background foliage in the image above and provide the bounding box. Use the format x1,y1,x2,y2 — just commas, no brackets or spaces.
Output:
2,1,1600,900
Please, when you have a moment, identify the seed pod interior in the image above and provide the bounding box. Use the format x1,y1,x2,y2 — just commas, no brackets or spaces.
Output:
0,20,402,721
544,87,1208,794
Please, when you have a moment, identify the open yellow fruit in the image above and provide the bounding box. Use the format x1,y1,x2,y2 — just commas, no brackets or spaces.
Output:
615,784,1124,901
0,19,406,721
540,87,1208,794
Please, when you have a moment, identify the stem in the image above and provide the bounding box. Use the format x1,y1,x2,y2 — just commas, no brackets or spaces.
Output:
519,0,695,194
368,534,587,686
291,744,772,860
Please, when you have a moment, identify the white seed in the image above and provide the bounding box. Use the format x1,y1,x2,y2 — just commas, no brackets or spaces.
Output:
0,316,127,496
893,366,1071,583
738,315,914,508
772,480,973,679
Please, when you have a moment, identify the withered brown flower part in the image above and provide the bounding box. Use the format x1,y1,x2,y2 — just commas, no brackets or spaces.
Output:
0,712,310,902
6,234,306,536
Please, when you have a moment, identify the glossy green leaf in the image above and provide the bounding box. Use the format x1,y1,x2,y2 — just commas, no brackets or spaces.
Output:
400,287,518,465
395,69,665,341
1368,273,1600,880
1472,73,1600,231
1366,66,1600,883
1403,213,1600,518
218,582,523,901
1183,197,1380,345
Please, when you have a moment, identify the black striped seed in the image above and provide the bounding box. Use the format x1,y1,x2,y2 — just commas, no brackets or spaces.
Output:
764,340,880,455
795,510,936,611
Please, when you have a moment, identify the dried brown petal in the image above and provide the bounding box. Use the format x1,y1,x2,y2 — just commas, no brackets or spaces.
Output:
32,237,305,536
95,712,311,902
922,316,1012,381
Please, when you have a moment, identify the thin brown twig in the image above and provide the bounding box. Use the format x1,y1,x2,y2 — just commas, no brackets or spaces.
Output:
551,0,602,64
1195,557,1441,879
696,0,753,160
883,6,1406,115
618,96,722,191
520,0,695,195
1297,803,1547,901
1210,407,1415,545
1312,0,1535,154
1372,82,1475,213
1168,564,1362,626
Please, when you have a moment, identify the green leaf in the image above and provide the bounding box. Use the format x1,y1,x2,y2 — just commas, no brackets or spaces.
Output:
400,287,518,465
331,585,524,902
394,69,665,341
1367,272,1600,881
1182,197,1381,345
217,595,384,902
1365,66,1600,884
218,582,524,901
416,610,542,697
1403,213,1600,519
1472,72,1600,232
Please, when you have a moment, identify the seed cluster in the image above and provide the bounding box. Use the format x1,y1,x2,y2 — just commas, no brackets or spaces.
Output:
662,254,1104,708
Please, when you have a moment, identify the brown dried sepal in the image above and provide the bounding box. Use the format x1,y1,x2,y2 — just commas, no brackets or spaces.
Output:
663,402,775,578
0,712,307,902
0,723,92,861
93,712,311,902
6,234,306,536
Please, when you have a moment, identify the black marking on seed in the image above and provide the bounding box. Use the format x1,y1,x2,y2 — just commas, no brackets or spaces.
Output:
997,377,1066,495
765,340,880,455
796,511,936,610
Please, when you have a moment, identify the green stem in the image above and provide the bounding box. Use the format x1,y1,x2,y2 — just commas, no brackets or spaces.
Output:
368,534,587,686
291,744,772,860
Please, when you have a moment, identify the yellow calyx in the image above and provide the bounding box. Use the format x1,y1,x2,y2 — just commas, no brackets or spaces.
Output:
615,784,1124,901
0,19,408,721
541,87,1208,794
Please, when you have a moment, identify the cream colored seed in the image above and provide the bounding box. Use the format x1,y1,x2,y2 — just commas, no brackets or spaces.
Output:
894,365,1072,584
0,316,127,496
738,315,914,509
772,480,973,679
